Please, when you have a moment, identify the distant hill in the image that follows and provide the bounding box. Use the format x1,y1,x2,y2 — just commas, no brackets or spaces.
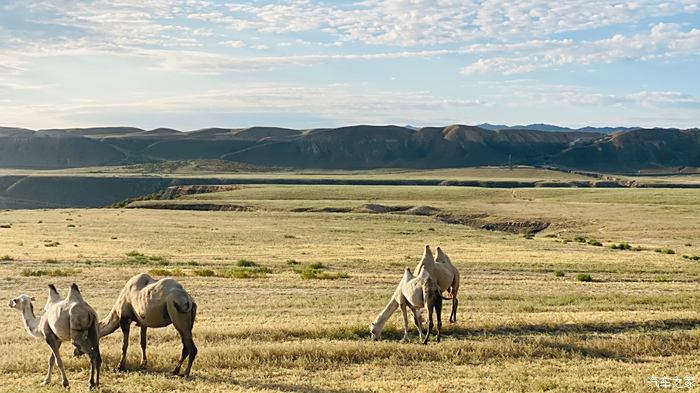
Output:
477,123,638,133
0,124,697,173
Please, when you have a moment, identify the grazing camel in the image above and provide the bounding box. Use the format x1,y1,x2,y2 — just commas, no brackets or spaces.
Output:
413,245,460,322
98,273,198,377
370,266,424,341
8,284,101,389
371,246,444,343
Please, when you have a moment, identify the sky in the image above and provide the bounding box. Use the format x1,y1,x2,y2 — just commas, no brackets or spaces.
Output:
0,0,699,130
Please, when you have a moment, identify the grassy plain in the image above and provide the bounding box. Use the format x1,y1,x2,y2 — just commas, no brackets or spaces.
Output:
1,179,700,392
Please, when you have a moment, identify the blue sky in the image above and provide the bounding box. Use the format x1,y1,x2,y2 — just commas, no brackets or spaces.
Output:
1,0,698,130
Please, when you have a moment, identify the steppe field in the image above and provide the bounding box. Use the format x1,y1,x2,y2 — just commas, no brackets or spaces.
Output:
1,168,700,392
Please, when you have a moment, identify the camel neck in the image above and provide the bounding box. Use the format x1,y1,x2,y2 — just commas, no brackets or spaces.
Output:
372,299,399,333
98,308,121,337
19,305,42,338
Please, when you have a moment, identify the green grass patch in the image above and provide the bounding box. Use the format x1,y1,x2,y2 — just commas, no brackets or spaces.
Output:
219,266,271,279
119,251,170,265
554,270,565,277
575,273,593,282
1,255,14,261
286,259,301,266
148,268,185,276
655,248,676,255
192,268,216,277
610,242,632,250
587,239,602,246
236,259,257,267
21,268,80,277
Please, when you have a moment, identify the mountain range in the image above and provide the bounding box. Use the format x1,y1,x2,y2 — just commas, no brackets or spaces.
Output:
1,124,699,173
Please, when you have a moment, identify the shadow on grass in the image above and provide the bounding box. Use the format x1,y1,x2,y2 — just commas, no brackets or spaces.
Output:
197,317,700,342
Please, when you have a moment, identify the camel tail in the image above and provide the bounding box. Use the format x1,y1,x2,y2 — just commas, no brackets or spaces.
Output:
189,301,197,331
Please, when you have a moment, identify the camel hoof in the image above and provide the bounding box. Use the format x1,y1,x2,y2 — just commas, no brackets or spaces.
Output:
62,380,70,388
40,381,49,387
89,383,98,390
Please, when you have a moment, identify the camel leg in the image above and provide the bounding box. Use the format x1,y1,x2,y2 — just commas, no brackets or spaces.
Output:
41,352,55,386
437,300,443,343
140,326,148,367
450,297,459,323
399,301,410,341
405,302,424,341
423,306,434,345
45,334,69,388
72,326,101,389
169,303,197,378
117,318,131,371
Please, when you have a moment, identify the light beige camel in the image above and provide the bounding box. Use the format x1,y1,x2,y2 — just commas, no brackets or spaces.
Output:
371,246,444,343
370,266,424,341
98,273,197,377
413,246,460,322
8,284,101,389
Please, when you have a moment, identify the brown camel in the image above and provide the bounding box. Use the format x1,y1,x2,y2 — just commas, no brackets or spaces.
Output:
8,284,101,389
98,273,197,377
413,245,460,322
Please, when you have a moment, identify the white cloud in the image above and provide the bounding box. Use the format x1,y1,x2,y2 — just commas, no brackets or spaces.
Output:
460,23,700,75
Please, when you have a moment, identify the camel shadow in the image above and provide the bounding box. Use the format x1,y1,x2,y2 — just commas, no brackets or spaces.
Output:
372,317,700,341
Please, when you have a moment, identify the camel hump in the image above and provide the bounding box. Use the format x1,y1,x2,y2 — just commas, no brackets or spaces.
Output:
67,283,85,302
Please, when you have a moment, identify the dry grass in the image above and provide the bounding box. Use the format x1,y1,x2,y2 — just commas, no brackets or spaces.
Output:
1,184,700,392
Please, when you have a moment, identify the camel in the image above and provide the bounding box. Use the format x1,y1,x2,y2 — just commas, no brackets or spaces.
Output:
371,245,444,343
413,245,460,322
8,284,101,389
98,273,198,377
370,266,424,342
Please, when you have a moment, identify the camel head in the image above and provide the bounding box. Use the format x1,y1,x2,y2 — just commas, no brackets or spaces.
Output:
8,294,35,312
370,321,382,341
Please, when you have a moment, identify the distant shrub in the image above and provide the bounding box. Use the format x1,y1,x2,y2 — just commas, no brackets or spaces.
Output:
186,261,200,266
587,239,603,246
574,236,587,243
682,255,700,261
575,273,593,282
554,270,565,277
1,255,14,261
120,251,170,265
283,234,298,239
236,259,257,267
685,243,693,247
286,259,300,266
43,259,59,264
67,224,76,228
544,234,558,238
309,262,325,270
655,248,675,255
149,268,185,277
22,268,79,277
298,268,349,280
192,268,216,277
0,224,12,229
44,241,60,247
220,267,270,279
610,242,631,250
523,234,534,240
297,262,348,280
